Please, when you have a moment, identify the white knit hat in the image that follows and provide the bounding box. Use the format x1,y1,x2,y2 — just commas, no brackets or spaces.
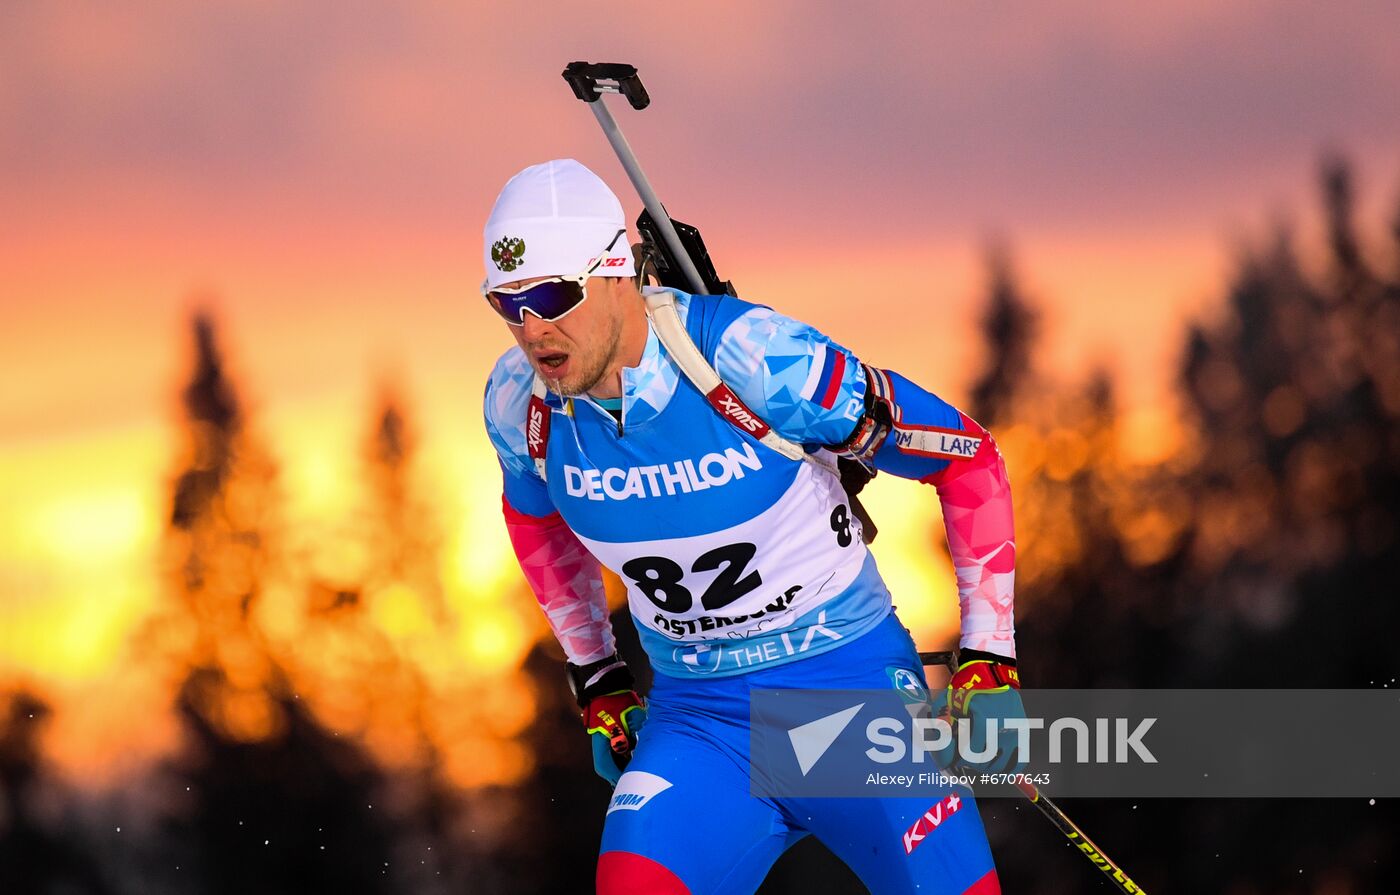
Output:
483,159,634,291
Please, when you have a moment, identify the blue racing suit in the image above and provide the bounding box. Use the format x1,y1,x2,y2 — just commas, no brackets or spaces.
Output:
484,289,1011,894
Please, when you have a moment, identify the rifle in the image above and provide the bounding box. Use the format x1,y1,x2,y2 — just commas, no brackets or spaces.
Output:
561,61,879,542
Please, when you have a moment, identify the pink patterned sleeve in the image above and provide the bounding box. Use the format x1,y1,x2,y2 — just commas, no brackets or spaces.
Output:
501,496,616,665
924,413,1017,659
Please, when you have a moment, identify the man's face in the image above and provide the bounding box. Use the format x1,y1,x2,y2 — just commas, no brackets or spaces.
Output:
498,275,625,396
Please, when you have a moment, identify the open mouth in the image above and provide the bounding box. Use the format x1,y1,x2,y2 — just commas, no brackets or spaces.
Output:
535,351,570,376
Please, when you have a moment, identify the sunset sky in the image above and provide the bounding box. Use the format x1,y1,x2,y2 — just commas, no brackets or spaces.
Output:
3,2,1400,782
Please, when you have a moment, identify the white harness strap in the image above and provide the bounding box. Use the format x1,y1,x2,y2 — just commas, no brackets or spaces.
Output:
643,291,840,474
528,291,840,482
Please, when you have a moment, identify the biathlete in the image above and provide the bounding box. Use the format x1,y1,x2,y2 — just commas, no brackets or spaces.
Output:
482,158,1021,894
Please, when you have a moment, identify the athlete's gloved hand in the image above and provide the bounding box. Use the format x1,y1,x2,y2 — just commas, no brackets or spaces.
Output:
932,649,1025,775
568,655,648,786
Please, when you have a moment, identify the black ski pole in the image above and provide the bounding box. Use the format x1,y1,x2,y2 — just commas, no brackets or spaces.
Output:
1013,782,1147,894
919,650,1149,894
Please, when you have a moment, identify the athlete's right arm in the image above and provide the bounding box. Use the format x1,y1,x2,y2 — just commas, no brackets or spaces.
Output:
484,351,616,666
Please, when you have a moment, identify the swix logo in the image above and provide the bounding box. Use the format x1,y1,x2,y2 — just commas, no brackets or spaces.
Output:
902,793,963,855
600,257,627,267
526,396,549,457
707,384,771,437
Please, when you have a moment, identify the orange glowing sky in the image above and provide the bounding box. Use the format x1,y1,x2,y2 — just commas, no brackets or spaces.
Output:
3,2,1400,780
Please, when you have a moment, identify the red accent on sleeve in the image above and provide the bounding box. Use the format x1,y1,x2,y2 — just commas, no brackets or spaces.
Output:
818,349,847,409
501,497,562,528
501,494,614,665
922,413,1017,659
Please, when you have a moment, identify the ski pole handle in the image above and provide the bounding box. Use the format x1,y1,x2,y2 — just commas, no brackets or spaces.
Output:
562,61,650,110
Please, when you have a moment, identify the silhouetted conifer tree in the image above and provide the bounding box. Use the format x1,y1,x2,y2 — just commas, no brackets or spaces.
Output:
0,693,115,894
150,309,402,894
1175,159,1400,683
1154,158,1400,893
968,245,1039,428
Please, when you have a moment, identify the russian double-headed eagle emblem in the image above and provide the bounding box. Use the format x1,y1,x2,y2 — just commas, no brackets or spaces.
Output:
491,236,526,272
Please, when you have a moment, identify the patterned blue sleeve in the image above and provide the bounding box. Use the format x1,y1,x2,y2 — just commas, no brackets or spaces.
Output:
711,305,867,447
483,348,556,517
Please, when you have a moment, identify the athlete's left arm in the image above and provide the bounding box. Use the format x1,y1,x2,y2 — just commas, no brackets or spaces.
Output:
715,307,1016,660
845,366,1017,661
